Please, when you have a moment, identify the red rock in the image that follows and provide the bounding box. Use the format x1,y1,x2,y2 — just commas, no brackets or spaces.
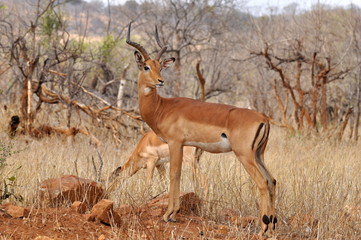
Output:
4,204,29,218
71,201,87,214
83,213,95,221
97,235,106,240
145,192,202,216
38,175,105,208
89,199,121,226
116,204,142,216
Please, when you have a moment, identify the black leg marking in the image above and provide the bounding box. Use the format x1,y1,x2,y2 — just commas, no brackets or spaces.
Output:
221,133,227,138
262,215,270,225
270,215,273,223
273,179,277,185
252,123,264,150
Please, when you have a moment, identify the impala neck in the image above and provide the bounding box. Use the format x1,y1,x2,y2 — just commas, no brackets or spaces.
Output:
138,80,163,132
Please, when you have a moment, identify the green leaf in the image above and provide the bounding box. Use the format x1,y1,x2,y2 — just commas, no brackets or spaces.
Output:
8,176,16,182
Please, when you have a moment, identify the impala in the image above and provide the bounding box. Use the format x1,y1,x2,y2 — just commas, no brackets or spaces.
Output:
126,23,277,234
109,130,208,194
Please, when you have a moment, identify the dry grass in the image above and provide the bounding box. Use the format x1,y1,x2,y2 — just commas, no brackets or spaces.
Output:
0,107,360,239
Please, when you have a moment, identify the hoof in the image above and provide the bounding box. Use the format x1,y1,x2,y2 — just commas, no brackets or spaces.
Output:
262,215,270,225
262,215,270,232
272,216,278,230
162,217,176,223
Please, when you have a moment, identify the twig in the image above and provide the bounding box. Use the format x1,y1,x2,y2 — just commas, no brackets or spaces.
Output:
96,149,103,182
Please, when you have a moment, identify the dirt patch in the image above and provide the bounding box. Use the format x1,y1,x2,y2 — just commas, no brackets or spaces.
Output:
0,193,265,240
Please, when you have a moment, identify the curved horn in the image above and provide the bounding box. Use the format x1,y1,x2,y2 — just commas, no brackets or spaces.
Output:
155,26,167,61
126,22,150,61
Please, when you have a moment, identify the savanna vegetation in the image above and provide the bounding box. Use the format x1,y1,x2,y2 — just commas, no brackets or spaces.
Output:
0,0,360,239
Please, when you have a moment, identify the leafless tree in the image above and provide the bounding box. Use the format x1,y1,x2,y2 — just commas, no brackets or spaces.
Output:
246,4,354,134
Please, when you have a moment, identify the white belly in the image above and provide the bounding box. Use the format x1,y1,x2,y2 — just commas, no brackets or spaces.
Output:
184,136,231,153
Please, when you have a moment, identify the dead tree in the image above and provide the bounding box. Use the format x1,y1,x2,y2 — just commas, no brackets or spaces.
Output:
253,41,350,133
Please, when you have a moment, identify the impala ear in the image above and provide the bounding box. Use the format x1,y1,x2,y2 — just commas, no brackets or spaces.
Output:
161,57,175,69
134,51,144,70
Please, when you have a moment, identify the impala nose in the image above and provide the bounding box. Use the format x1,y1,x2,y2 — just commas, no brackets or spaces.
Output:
157,79,164,86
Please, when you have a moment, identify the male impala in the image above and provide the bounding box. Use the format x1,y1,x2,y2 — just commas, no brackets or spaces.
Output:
109,130,208,194
126,23,277,235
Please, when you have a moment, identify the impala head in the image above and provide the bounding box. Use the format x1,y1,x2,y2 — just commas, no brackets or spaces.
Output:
126,22,175,89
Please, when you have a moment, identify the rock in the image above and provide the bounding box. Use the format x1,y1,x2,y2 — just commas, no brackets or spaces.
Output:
116,204,141,216
71,201,87,214
83,213,95,221
98,234,106,240
39,175,105,209
88,199,121,226
3,204,29,218
145,192,202,216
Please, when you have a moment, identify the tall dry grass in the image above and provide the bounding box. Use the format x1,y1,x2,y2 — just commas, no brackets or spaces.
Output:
0,107,360,239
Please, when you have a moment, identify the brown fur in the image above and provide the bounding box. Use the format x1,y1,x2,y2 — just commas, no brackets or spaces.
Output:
109,131,208,195
127,24,276,235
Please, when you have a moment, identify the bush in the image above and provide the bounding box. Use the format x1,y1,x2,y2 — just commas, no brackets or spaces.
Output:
0,140,13,169
0,140,23,203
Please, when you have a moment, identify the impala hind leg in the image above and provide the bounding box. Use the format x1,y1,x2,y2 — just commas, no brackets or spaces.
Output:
256,149,277,232
163,143,183,222
235,152,276,235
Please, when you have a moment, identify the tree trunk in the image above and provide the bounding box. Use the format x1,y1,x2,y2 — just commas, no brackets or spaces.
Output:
354,75,361,141
117,79,126,108
320,78,328,130
173,50,181,97
21,77,31,134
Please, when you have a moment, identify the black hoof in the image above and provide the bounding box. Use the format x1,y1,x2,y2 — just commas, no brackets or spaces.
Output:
262,215,270,225
167,218,176,223
272,216,278,230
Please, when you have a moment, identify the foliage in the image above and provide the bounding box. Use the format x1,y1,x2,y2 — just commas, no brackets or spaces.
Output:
40,8,64,37
99,35,120,62
0,140,23,203
0,140,13,169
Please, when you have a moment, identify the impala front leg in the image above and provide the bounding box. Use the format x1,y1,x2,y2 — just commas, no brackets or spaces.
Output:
163,142,183,222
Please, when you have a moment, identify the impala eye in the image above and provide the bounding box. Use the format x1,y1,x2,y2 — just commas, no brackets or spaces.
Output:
144,66,150,71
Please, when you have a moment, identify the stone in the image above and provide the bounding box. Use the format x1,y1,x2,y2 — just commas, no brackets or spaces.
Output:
71,201,87,214
98,234,106,240
145,192,202,216
83,213,95,221
39,175,105,209
4,204,29,218
89,199,121,226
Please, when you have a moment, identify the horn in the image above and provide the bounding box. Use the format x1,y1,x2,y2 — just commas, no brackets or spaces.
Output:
155,26,167,61
126,22,150,61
